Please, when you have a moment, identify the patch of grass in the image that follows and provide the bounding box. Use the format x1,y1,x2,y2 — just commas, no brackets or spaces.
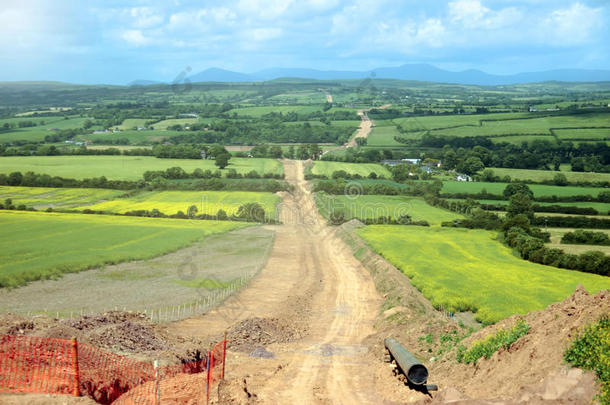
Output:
564,315,610,405
0,117,89,142
457,319,530,364
0,186,126,208
0,210,248,288
311,161,391,178
77,190,281,218
356,226,610,324
0,156,283,181
367,125,403,146
442,181,607,198
315,194,463,226
486,168,610,184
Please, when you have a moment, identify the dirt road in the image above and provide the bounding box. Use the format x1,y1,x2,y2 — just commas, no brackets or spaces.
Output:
344,110,372,148
172,160,382,403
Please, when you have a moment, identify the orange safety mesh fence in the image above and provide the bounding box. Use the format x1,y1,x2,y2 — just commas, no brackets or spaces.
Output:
0,334,227,404
0,334,77,396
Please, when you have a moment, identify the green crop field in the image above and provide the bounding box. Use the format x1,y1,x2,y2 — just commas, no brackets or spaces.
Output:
485,168,610,183
77,190,281,218
390,112,610,140
357,225,610,324
77,129,184,144
0,156,283,180
0,117,89,142
367,125,403,146
227,105,322,117
311,161,391,178
441,181,607,197
475,199,610,213
0,210,248,288
0,186,127,208
152,118,199,130
316,194,463,225
554,128,610,140
116,118,148,130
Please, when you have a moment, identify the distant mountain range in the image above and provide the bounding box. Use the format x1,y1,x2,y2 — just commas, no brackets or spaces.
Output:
128,63,610,86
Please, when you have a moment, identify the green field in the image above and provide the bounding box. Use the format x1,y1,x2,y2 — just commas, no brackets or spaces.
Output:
486,168,610,183
554,128,610,140
227,105,323,117
0,211,247,288
316,194,463,226
442,181,607,197
476,199,610,213
77,190,281,218
116,118,148,130
0,117,89,142
311,161,391,178
0,156,283,180
0,186,127,208
367,125,403,146
152,118,199,130
357,226,610,324
77,129,184,144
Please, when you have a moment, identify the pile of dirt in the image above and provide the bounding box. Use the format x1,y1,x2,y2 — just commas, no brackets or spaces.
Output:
0,311,204,362
424,286,609,403
226,317,306,353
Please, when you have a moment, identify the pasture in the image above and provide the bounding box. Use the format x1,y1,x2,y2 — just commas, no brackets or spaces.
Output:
227,105,322,117
441,181,607,198
311,161,391,178
77,190,281,218
0,156,283,180
486,167,610,183
316,194,463,226
0,186,126,208
0,117,89,142
367,126,403,146
357,225,610,324
0,211,248,288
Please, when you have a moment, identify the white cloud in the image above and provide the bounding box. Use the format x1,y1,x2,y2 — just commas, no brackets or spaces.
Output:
236,0,295,20
248,27,283,41
128,7,164,29
543,2,603,44
449,0,489,25
121,30,151,46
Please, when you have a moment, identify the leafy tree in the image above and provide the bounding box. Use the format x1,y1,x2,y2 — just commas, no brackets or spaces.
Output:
503,183,533,199
507,192,534,221
456,156,484,176
236,203,266,222
553,173,568,186
215,153,230,169
216,209,228,220
7,172,23,186
187,205,198,218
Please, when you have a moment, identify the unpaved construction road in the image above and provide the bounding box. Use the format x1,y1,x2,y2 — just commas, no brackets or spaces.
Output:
172,160,382,403
344,110,372,148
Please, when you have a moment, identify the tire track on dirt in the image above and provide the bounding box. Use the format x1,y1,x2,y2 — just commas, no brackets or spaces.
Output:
169,159,382,404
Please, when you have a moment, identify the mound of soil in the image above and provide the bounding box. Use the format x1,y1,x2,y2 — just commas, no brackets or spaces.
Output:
226,317,306,353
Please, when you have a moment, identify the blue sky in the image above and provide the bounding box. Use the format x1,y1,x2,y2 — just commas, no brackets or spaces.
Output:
1,0,608,84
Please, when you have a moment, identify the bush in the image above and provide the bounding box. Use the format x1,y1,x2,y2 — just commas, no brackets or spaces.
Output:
329,208,346,225
457,319,530,364
564,316,610,405
561,230,610,246
236,203,266,223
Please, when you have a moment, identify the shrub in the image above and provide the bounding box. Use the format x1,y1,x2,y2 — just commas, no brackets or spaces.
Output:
457,319,530,364
329,208,346,225
236,203,266,223
564,316,610,405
